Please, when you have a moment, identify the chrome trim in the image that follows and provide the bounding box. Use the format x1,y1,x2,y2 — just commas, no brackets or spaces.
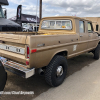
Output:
0,58,35,78
0,44,25,55
56,66,63,77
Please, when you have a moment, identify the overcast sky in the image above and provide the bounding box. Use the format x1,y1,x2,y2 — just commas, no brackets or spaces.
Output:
3,0,100,19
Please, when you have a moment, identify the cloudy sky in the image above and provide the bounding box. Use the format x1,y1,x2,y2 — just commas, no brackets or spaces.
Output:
3,0,100,19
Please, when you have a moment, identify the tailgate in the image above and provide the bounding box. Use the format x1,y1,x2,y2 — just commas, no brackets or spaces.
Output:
0,34,36,78
0,33,28,65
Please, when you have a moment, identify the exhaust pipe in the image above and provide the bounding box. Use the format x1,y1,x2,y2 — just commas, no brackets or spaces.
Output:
39,68,44,75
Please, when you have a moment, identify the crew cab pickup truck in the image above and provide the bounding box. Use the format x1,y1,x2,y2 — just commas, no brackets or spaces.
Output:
0,16,100,87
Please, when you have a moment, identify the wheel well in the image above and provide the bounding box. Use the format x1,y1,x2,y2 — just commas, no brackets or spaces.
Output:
56,51,67,57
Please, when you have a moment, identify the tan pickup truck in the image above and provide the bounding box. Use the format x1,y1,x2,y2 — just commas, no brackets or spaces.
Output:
0,16,100,87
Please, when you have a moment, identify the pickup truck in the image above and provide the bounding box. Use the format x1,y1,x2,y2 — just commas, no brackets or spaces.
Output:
0,16,100,88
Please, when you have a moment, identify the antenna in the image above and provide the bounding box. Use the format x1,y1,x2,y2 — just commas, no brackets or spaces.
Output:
36,0,38,32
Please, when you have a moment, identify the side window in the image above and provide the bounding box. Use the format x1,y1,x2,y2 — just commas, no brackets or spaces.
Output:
96,24,99,31
88,22,93,33
79,21,85,33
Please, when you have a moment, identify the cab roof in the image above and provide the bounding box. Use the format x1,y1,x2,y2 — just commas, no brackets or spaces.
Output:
42,16,91,22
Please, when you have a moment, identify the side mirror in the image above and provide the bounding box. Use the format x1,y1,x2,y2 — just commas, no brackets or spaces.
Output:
96,24,99,31
3,9,7,19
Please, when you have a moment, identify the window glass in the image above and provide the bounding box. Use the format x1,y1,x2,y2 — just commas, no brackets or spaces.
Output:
96,25,99,31
62,21,72,29
41,20,72,30
88,22,93,32
0,7,4,18
50,21,55,29
56,21,61,28
79,21,85,33
41,21,50,28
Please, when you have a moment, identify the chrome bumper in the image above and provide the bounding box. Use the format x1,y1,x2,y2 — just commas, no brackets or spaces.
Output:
0,58,35,79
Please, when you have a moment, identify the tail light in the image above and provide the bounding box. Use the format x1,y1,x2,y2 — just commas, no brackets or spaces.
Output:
27,46,30,58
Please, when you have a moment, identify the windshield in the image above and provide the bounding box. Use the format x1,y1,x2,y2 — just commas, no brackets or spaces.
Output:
23,25,27,27
0,7,4,18
23,24,30,28
41,20,72,30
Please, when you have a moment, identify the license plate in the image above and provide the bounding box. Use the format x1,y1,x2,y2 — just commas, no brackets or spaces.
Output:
0,57,7,64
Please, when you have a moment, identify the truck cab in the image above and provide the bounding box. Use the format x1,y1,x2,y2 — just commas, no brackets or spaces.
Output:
0,0,22,32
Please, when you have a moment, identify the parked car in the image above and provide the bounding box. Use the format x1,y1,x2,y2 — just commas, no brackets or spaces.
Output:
23,24,33,32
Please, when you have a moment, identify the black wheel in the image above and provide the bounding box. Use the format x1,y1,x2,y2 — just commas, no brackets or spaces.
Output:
45,55,67,87
0,62,7,91
94,44,100,60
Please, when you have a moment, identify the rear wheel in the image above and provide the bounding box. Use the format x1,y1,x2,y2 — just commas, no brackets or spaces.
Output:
45,55,67,87
0,62,7,91
93,44,100,60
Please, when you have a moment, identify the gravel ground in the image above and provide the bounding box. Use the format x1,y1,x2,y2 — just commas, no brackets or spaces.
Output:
0,53,96,100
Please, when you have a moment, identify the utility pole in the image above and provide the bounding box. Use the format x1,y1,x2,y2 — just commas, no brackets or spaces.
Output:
39,0,42,21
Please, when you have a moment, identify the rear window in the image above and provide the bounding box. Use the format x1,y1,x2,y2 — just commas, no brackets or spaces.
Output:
41,20,72,30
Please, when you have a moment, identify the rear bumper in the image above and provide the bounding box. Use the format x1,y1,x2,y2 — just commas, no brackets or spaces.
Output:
0,58,35,78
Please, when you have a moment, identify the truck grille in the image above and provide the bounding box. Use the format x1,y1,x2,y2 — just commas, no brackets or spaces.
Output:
1,26,22,32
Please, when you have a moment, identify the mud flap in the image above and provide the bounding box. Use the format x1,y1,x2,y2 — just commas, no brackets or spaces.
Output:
0,61,7,91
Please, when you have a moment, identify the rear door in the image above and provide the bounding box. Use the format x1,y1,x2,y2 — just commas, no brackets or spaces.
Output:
79,20,88,51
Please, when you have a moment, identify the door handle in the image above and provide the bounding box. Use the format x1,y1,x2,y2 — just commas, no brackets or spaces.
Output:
80,35,83,37
96,35,98,37
89,35,91,37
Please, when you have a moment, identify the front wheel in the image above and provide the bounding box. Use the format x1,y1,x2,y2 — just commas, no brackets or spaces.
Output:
93,44,100,60
0,62,7,91
45,55,67,87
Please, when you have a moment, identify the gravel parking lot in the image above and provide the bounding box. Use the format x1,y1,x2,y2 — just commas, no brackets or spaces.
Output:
0,52,99,100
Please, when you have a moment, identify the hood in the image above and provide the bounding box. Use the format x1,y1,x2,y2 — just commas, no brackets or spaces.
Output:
0,18,21,26
0,18,22,32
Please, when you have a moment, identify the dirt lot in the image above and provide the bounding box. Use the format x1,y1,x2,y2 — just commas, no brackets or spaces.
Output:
0,53,96,100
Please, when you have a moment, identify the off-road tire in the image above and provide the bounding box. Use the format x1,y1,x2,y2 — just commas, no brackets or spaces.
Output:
45,55,67,87
0,62,7,91
94,44,100,60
